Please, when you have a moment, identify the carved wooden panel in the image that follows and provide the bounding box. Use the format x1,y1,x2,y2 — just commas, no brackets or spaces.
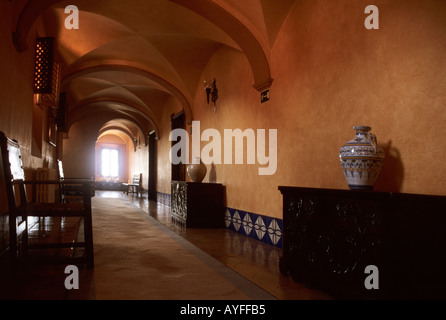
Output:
279,187,446,299
171,181,224,228
171,182,187,225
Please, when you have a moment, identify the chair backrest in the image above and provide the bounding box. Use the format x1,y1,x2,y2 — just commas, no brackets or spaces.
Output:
0,131,28,212
133,174,141,185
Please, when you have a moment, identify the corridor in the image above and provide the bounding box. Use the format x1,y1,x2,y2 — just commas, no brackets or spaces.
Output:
1,0,446,303
119,191,331,300
0,191,331,300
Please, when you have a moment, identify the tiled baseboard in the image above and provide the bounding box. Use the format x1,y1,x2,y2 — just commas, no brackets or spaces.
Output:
156,192,283,249
225,208,283,249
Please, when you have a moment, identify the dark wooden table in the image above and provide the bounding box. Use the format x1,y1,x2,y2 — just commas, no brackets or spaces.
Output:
279,186,446,299
171,181,224,228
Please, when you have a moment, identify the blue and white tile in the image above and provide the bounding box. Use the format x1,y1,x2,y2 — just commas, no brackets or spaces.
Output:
225,207,283,249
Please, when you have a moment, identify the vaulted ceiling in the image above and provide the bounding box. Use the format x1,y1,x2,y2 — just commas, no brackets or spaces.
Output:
13,0,295,141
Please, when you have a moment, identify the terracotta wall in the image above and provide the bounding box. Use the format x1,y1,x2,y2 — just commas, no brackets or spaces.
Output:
3,0,444,226
0,2,57,253
272,0,446,196
0,4,56,172
63,117,99,179
128,133,149,190
163,0,446,219
156,96,183,195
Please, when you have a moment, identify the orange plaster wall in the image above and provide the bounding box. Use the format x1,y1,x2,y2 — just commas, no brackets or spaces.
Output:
128,134,149,190
63,117,100,179
271,0,446,197
156,96,183,195
0,2,58,251
0,3,56,173
189,0,446,219
192,46,281,217
0,3,58,198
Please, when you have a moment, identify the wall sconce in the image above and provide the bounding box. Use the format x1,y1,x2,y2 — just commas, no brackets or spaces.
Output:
204,78,218,113
33,37,55,94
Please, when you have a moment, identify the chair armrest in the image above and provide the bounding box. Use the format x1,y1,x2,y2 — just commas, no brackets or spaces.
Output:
16,179,93,192
18,179,93,186
15,179,94,202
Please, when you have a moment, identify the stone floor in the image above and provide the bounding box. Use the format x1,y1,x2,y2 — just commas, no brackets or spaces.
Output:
115,191,331,300
0,190,332,300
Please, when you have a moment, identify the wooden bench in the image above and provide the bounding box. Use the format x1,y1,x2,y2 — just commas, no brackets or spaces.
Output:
57,159,95,203
0,132,94,270
122,173,142,197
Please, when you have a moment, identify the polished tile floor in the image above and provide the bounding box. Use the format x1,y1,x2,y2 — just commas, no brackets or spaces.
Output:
0,190,332,300
111,191,332,300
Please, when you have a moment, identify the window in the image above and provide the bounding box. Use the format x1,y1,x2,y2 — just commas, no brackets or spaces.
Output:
101,148,119,177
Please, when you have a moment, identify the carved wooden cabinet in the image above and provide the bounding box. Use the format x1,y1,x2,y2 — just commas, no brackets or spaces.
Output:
171,181,224,228
279,186,446,299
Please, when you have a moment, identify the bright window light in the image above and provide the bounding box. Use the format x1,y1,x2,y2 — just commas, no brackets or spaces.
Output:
102,148,119,177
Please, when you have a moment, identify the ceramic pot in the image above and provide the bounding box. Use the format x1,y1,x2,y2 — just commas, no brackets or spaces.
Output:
187,157,207,182
339,126,385,190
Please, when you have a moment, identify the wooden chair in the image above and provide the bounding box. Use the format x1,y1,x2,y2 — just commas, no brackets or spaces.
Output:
57,159,95,203
122,173,142,197
0,132,94,270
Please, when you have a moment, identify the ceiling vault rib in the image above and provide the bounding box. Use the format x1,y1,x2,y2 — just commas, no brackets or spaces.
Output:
67,100,159,142
13,0,61,51
61,62,193,125
15,0,273,92
169,0,273,92
98,124,145,150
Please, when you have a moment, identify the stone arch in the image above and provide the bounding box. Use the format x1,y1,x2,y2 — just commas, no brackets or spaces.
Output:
62,60,193,126
67,100,159,143
170,0,273,91
14,0,273,91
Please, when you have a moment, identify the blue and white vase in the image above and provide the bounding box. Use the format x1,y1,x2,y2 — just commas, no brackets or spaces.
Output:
339,126,385,190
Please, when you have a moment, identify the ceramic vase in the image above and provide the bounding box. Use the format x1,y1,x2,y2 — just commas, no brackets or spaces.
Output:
339,126,385,190
187,157,207,183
